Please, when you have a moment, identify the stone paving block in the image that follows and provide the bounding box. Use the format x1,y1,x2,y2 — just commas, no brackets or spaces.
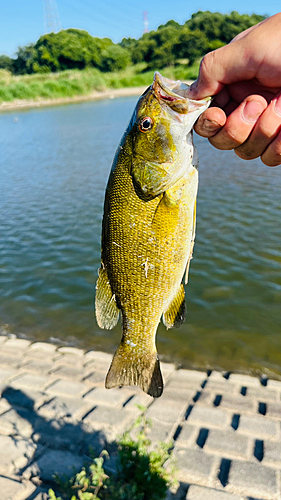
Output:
38,396,92,420
267,379,281,390
0,476,35,500
50,365,84,380
1,386,48,410
0,367,17,383
208,371,228,381
204,428,250,459
228,460,278,497
5,338,31,349
160,387,194,404
219,394,256,413
169,369,207,384
84,350,113,362
46,379,87,397
83,405,134,433
0,397,11,414
245,386,278,401
33,418,85,449
57,346,84,356
52,354,84,369
26,449,84,482
29,342,58,352
27,487,49,500
11,374,49,391
187,405,230,428
148,419,175,445
0,346,24,358
263,439,281,467
228,373,261,387
160,362,176,381
175,423,197,447
0,408,33,437
83,386,132,407
203,380,237,394
146,398,187,424
165,378,198,397
175,448,215,481
0,434,37,474
238,414,278,439
19,360,54,375
186,485,244,500
83,370,106,385
0,355,21,368
123,390,153,410
265,401,281,419
196,391,214,405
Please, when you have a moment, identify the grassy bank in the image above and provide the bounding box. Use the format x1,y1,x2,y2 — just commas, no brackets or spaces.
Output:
0,62,199,105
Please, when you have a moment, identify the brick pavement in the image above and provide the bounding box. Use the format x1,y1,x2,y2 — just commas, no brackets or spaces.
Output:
0,335,281,500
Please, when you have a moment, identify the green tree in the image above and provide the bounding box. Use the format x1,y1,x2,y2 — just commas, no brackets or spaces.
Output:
173,28,209,65
0,55,14,72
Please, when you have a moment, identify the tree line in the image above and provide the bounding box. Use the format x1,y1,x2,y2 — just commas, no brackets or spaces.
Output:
0,11,265,75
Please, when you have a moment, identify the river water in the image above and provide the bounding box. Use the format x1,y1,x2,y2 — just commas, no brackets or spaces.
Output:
1,97,281,377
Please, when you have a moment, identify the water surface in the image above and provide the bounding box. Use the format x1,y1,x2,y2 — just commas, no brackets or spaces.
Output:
1,98,281,377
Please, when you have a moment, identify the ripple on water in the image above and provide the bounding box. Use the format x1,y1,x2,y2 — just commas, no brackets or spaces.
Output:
0,99,281,376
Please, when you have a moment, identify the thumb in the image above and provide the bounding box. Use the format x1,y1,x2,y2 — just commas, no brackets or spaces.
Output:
187,40,258,100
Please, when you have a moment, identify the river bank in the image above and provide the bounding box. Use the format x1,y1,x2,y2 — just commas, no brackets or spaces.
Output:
0,334,280,500
0,85,149,113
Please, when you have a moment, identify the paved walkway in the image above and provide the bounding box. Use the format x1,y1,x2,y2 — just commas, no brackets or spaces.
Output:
0,335,280,500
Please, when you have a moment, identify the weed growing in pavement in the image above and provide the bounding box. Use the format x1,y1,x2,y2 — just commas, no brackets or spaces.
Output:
48,406,177,500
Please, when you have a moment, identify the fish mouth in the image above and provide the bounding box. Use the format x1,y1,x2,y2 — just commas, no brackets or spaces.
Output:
152,71,211,114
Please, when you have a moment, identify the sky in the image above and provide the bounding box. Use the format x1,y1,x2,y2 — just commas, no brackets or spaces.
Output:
0,0,280,57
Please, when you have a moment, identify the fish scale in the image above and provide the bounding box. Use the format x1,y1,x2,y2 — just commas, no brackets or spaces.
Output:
95,72,211,397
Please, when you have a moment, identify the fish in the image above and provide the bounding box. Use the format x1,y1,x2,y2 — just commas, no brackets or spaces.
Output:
95,72,210,398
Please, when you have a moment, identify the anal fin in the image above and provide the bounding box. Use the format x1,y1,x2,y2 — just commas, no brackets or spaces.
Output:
95,264,119,330
105,344,163,398
162,283,186,329
185,198,197,284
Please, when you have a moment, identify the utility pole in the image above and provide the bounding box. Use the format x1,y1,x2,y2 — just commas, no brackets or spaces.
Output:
143,11,149,34
43,0,62,34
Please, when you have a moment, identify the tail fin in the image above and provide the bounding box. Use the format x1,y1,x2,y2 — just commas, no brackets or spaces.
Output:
105,345,163,398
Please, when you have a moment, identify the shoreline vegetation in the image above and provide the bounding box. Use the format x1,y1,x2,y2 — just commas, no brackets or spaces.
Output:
0,64,195,113
0,12,265,113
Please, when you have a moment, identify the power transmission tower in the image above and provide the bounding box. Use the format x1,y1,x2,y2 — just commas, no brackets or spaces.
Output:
143,11,148,33
43,0,62,34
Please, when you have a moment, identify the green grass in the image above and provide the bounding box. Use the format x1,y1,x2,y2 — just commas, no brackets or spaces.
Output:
48,407,177,500
0,62,199,104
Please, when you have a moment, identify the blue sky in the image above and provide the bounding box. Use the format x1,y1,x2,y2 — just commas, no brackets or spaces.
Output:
1,0,280,57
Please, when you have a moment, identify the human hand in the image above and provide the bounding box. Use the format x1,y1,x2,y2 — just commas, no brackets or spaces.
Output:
188,13,281,166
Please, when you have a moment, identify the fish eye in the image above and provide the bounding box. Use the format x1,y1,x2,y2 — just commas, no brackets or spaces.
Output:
139,116,153,132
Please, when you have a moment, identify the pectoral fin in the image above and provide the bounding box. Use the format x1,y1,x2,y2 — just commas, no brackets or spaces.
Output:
95,264,119,330
162,283,186,329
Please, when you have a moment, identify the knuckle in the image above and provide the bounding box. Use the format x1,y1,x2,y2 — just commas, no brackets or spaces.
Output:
234,148,256,160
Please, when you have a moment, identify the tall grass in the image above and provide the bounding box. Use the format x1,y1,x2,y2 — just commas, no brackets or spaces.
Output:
0,62,199,104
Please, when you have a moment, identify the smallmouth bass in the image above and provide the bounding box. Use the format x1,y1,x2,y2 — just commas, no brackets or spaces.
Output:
95,72,210,397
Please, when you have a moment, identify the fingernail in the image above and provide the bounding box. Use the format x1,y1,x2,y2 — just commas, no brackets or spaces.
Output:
202,118,221,132
274,93,281,116
242,100,264,122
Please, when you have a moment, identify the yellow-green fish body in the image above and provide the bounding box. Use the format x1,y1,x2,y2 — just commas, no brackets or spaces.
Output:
96,73,210,397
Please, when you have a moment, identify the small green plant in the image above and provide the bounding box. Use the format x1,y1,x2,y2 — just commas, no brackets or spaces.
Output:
48,407,177,500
